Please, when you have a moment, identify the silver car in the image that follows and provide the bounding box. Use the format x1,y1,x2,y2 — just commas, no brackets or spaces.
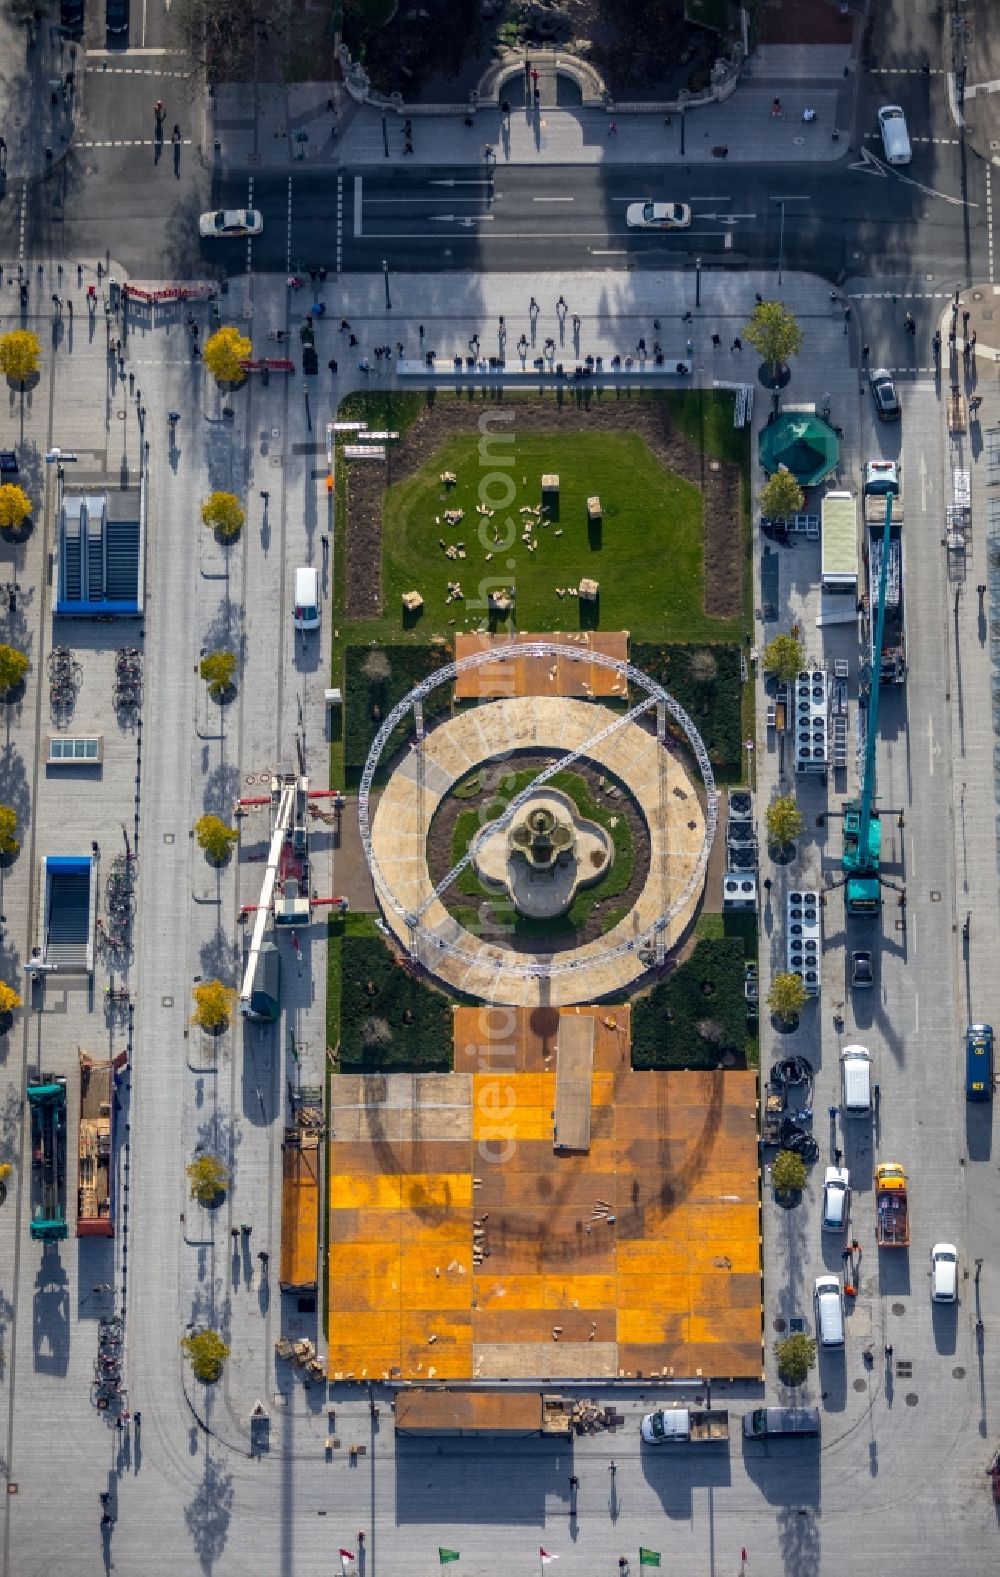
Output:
822,1165,850,1232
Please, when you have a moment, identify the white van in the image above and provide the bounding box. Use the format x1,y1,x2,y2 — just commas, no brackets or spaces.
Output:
878,104,911,165
814,1275,845,1347
840,1045,872,1114
930,1243,958,1303
293,566,320,632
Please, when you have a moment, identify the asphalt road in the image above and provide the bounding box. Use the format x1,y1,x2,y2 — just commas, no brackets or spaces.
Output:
0,30,987,302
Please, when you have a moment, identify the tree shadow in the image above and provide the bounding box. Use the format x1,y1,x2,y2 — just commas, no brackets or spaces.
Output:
203,594,246,669
185,1445,234,1573
198,924,237,987
203,760,240,820
0,742,30,831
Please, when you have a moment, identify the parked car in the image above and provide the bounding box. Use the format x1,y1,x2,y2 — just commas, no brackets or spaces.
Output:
822,1165,850,1232
626,201,691,230
870,368,901,421
930,1242,958,1302
199,208,263,239
61,0,85,30
851,949,873,989
106,0,129,34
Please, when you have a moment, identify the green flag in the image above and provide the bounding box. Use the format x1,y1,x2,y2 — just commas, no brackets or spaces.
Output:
439,1551,461,1565
639,1552,661,1568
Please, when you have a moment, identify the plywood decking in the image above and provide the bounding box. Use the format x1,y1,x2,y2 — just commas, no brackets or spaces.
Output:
553,1014,596,1152
327,1008,762,1383
453,632,630,700
280,1130,320,1292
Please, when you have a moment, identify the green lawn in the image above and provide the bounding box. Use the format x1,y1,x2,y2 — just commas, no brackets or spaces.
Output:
374,430,738,644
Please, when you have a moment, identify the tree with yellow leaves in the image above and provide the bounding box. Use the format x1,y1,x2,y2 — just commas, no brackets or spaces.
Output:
192,979,236,1032
201,492,244,541
0,484,32,533
202,325,252,384
0,331,41,387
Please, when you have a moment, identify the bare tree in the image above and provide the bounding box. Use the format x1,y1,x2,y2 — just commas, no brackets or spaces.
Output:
168,0,296,83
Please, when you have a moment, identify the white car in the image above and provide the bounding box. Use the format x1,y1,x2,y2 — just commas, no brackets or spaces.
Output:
199,208,263,239
626,200,691,231
822,1165,850,1232
930,1242,957,1303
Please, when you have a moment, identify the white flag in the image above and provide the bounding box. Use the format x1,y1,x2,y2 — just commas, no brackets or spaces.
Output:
540,1550,559,1565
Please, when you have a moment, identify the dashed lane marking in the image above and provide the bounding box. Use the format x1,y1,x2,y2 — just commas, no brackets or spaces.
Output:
336,173,343,273
85,65,189,78
863,131,961,145
988,165,995,287
79,139,193,148
873,67,945,75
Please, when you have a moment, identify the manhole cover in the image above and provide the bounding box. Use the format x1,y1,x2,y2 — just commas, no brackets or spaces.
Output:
161,996,173,1008
116,411,126,421
904,1392,918,1406
925,273,935,281
793,135,805,146
930,891,941,902
891,1302,906,1315
973,290,984,301
952,1365,966,1379
773,1316,787,1332
852,1378,868,1392
164,832,175,844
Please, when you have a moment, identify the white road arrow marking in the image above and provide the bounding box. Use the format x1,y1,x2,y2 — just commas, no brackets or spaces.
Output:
849,147,889,176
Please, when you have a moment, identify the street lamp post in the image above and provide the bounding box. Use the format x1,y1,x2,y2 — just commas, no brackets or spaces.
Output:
382,258,391,312
695,256,702,309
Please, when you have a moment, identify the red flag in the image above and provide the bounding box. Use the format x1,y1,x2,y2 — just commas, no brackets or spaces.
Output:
340,1552,355,1562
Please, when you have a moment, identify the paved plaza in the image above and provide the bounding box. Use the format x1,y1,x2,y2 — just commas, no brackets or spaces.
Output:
0,247,994,1577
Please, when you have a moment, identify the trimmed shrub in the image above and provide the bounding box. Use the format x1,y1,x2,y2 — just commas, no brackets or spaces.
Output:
340,935,452,1072
344,642,453,774
632,937,747,1070
630,642,743,776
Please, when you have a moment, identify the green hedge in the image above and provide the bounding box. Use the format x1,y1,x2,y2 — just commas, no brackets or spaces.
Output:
631,642,743,777
344,642,453,774
632,937,748,1070
340,934,452,1072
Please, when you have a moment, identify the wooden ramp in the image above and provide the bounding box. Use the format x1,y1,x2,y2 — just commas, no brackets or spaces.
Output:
280,1129,319,1292
553,1014,596,1152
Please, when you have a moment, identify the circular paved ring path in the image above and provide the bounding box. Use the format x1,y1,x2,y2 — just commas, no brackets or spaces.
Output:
369,696,707,1007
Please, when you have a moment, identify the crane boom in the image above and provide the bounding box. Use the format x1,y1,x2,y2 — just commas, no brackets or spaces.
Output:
857,490,893,862
842,484,894,915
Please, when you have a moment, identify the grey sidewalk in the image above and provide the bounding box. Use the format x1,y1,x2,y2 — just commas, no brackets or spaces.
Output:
215,80,853,169
0,11,79,181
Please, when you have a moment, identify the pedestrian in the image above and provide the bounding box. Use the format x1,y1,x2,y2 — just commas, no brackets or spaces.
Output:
531,67,538,89
557,295,567,313
328,358,338,374
830,289,838,303
948,329,956,346
349,333,358,347
962,309,970,331
904,312,914,334
971,330,977,349
321,534,329,552
318,267,327,283
530,296,539,314
963,341,971,361
862,343,869,359
525,57,531,80
885,1344,893,1358
711,332,721,347
116,1417,124,1433
340,318,350,331
260,490,270,501
762,877,772,891
731,336,742,351
841,1247,851,1263
498,314,505,330
569,1474,579,1489
771,97,782,116
686,338,693,355
419,323,425,339
970,395,983,412
608,120,618,135
572,314,581,331
128,371,134,393
843,304,852,325
851,1238,860,1253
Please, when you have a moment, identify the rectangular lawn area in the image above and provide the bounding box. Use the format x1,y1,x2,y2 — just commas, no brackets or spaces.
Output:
376,430,739,644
